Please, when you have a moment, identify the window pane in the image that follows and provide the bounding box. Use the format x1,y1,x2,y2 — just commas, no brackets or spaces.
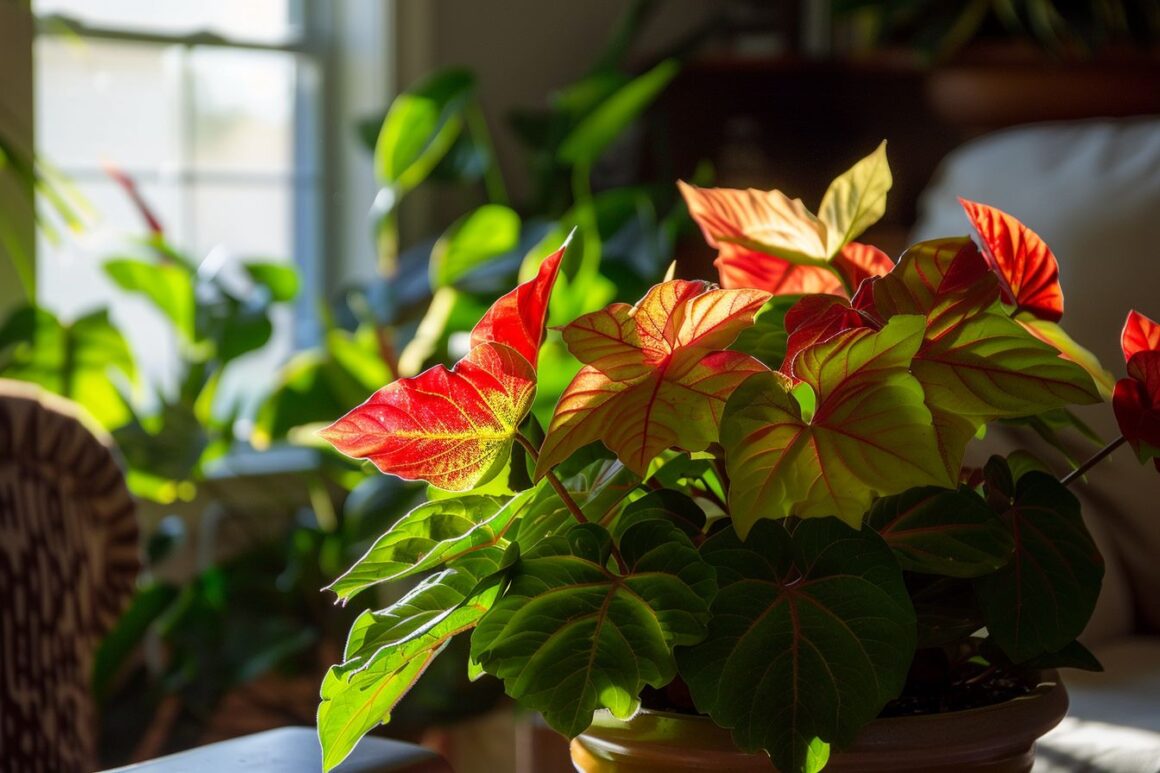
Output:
34,0,294,44
38,179,184,400
36,38,182,171
191,182,292,260
38,178,183,319
190,48,295,174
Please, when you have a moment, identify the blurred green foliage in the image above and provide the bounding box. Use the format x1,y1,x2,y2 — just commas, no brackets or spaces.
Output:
0,0,717,761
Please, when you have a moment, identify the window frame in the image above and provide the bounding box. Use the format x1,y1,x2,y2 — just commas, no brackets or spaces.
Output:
31,3,328,346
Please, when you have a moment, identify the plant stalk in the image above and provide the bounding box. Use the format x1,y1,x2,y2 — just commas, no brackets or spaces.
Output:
515,432,630,573
514,432,588,524
1060,434,1127,487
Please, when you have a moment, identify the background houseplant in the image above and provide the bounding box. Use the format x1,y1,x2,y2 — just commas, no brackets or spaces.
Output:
0,3,710,762
315,143,1157,771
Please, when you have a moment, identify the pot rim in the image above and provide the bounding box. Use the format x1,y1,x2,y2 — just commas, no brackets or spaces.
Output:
581,669,1068,762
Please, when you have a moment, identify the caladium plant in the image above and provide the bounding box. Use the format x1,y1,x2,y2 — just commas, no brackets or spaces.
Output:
316,144,1155,773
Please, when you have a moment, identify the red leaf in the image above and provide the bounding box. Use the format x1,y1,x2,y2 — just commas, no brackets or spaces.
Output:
1122,310,1160,362
678,181,845,296
716,243,844,296
780,294,874,377
538,280,770,475
832,241,894,290
320,342,536,491
469,244,565,368
960,199,1064,322
1114,351,1160,462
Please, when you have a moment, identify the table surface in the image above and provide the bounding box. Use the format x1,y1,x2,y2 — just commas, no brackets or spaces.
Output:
101,727,452,773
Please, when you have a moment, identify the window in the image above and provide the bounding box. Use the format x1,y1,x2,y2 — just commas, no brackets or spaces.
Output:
33,1,322,407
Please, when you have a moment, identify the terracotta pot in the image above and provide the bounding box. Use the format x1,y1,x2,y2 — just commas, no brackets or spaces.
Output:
571,671,1067,773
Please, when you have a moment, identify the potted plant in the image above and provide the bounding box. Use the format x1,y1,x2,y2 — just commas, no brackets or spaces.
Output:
314,142,1157,772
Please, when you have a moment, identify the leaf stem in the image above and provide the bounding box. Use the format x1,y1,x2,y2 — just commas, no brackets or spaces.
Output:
514,432,588,524
1060,435,1127,488
515,432,630,573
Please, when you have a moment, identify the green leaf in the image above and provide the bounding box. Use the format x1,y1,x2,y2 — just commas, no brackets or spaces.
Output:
429,204,520,289
909,576,985,648
1016,314,1115,399
914,310,1102,419
868,486,1014,577
818,140,892,254
557,59,679,166
318,551,508,771
729,295,798,368
610,489,705,541
243,261,300,302
0,306,137,429
679,518,915,773
375,68,475,193
214,298,274,366
722,315,949,533
1021,640,1103,672
872,237,1102,477
974,471,1104,662
326,490,534,602
340,548,515,664
471,521,715,737
104,258,196,343
511,458,638,550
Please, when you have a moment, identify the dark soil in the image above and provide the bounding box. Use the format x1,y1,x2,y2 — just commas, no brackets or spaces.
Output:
878,666,1033,717
639,662,1037,719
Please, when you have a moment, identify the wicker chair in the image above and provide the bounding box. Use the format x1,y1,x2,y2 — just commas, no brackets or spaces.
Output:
0,380,139,773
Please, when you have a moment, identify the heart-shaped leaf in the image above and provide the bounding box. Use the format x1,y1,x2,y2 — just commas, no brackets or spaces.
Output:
537,280,769,476
722,315,949,533
679,143,892,296
1122,309,1160,361
678,517,915,773
868,486,1013,577
867,237,1100,477
729,295,799,368
780,293,874,376
974,470,1104,662
319,549,510,771
1114,352,1160,467
832,241,894,291
326,489,535,601
321,342,536,491
960,199,1064,322
1114,311,1160,466
611,489,706,541
471,521,715,737
1017,315,1115,399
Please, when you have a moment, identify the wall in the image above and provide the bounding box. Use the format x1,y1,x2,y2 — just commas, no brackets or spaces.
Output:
391,0,715,239
0,1,34,315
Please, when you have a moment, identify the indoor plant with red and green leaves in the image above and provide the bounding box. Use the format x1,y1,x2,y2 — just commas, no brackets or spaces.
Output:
315,143,1158,772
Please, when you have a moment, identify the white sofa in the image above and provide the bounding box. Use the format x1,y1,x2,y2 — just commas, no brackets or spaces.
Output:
913,117,1160,773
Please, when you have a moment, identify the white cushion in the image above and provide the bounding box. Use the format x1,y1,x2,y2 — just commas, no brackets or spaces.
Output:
1034,637,1160,772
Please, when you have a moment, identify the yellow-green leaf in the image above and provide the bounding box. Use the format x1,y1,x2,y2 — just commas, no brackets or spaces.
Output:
818,140,891,254
722,315,949,533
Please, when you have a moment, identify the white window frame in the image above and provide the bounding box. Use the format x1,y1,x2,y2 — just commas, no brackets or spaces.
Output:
3,1,395,343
